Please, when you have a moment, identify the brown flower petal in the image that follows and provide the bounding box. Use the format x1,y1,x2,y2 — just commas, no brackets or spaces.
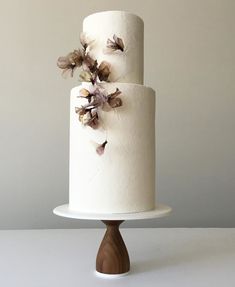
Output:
113,34,124,51
80,32,88,50
68,50,84,67
57,56,70,69
98,61,110,82
79,111,91,125
108,97,122,108
61,68,75,78
87,111,99,129
108,88,121,99
79,70,92,82
75,106,86,116
79,88,90,97
80,32,94,51
107,88,122,108
82,54,98,73
96,140,108,155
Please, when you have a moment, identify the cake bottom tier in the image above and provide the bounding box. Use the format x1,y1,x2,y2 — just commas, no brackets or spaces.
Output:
69,82,156,213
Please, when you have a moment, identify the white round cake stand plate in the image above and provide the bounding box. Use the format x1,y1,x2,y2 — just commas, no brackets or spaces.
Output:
53,203,171,220
53,203,171,278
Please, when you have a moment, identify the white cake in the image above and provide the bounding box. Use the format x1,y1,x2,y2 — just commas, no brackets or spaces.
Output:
68,11,156,214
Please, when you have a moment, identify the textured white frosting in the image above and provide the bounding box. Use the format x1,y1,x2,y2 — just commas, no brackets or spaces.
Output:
83,11,144,84
69,82,156,213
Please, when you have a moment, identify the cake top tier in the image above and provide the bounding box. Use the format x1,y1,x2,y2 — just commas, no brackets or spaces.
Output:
83,11,144,84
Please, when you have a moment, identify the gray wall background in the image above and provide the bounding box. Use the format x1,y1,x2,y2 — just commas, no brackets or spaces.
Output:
0,0,234,229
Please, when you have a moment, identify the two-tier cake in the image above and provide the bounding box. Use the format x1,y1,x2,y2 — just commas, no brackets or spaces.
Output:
57,11,156,214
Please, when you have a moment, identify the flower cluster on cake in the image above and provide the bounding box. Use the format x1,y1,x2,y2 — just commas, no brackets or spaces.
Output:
57,11,156,214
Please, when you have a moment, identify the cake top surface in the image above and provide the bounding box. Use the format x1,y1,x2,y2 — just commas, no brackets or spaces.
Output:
83,10,144,24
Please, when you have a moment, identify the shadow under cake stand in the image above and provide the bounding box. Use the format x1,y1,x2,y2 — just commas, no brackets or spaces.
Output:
53,203,171,278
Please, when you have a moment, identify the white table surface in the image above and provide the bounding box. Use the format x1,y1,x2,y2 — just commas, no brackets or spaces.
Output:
0,228,234,287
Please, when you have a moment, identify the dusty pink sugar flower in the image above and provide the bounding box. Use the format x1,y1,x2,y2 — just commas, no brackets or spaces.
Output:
105,34,124,53
96,140,108,155
75,86,123,133
57,32,112,84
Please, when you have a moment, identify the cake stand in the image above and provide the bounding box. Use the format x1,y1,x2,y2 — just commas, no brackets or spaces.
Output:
53,203,171,278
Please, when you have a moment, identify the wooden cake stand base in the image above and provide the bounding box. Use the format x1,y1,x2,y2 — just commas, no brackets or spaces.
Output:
53,204,171,278
96,220,130,276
